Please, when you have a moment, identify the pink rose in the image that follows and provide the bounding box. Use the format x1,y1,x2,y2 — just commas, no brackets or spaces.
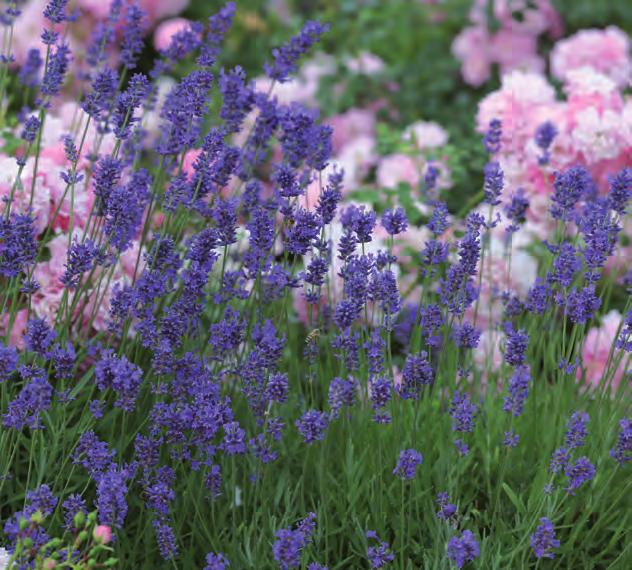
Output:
452,26,492,87
0,309,29,349
376,154,420,190
551,27,631,87
578,311,628,395
327,108,376,154
492,30,544,76
403,121,449,150
153,17,194,52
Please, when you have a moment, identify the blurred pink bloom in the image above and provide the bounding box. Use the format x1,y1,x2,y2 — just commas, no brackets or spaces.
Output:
376,154,420,190
0,155,51,234
570,108,625,164
327,108,376,154
492,29,544,76
452,26,492,87
0,309,29,349
153,17,194,51
93,524,113,544
551,27,631,87
473,329,505,387
336,136,377,193
455,0,563,86
403,120,449,150
344,51,385,75
579,311,628,395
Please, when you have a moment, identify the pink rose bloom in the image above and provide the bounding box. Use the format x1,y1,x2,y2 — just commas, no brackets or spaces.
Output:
0,309,29,349
376,154,420,190
492,29,544,76
336,135,377,193
182,149,201,178
477,71,556,151
403,120,449,150
578,311,629,395
0,155,52,234
153,17,193,51
11,0,57,65
327,108,375,154
452,26,492,87
551,27,631,87
31,234,68,324
570,107,625,164
139,0,189,23
564,68,623,116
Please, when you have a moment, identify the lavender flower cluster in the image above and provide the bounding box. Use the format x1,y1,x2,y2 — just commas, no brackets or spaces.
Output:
0,1,629,568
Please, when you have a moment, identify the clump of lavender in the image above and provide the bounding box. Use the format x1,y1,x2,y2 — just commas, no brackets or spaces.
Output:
204,552,230,570
505,189,529,234
483,161,504,206
296,410,329,444
381,207,408,236
550,166,594,220
610,418,631,466
366,530,395,569
564,457,596,495
449,391,477,434
564,412,589,450
273,513,317,570
483,118,502,154
392,448,423,480
503,366,531,417
265,20,330,82
530,517,560,559
436,492,457,521
447,530,479,568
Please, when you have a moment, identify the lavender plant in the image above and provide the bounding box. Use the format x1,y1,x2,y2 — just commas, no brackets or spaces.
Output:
0,1,630,569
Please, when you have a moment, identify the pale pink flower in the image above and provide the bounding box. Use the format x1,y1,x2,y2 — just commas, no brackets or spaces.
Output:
376,154,420,190
579,311,629,395
327,108,376,154
492,30,544,76
344,51,385,75
336,136,377,193
498,70,556,105
571,107,625,164
0,155,52,234
551,27,631,87
403,121,449,150
138,0,190,23
473,329,505,384
153,17,194,51
564,68,623,115
0,309,29,349
93,525,113,544
452,26,492,87
477,71,556,151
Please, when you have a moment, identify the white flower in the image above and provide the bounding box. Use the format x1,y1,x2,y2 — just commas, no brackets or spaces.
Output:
403,120,449,150
0,547,10,570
